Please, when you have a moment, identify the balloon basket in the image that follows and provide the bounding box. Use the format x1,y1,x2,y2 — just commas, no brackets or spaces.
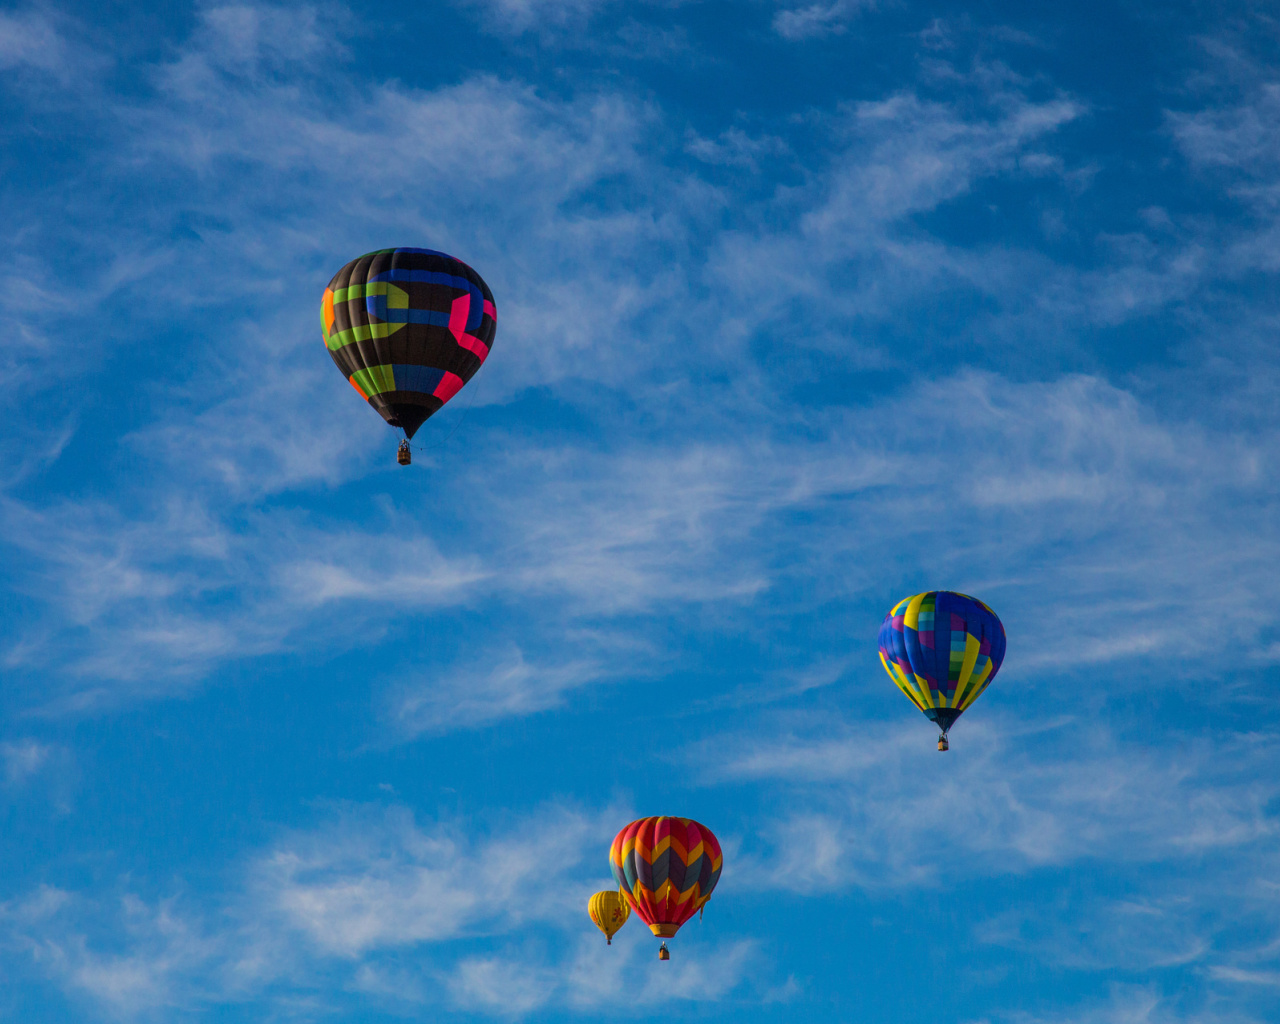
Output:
658,943,670,961
397,441,411,466
606,937,611,945
938,735,949,751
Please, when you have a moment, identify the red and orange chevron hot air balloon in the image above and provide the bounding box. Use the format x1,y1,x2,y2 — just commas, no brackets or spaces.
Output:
610,817,723,959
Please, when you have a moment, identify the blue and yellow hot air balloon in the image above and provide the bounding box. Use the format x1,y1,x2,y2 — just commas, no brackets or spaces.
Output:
878,591,1006,750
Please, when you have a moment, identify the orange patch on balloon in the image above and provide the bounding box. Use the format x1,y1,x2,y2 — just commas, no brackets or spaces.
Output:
322,288,336,337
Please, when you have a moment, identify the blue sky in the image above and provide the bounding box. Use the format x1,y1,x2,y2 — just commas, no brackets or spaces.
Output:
1,0,1279,1020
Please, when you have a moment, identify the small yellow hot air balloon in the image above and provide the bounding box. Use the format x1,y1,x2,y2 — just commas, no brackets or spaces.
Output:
588,890,631,945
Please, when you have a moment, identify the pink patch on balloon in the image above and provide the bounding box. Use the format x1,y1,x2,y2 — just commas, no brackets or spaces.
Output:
449,294,491,361
433,371,466,404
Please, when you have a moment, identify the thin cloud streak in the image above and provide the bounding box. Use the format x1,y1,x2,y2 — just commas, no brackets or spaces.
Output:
6,367,1279,711
773,1,874,40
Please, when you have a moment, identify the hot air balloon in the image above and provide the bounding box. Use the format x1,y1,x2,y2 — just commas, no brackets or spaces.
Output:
321,248,496,465
610,817,722,959
878,591,1006,750
588,890,631,945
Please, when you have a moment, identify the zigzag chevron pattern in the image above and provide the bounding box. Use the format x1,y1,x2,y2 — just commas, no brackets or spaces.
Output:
610,816,722,939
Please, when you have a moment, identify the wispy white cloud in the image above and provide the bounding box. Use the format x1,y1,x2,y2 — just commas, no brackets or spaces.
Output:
1209,966,1280,986
692,712,1280,1006
0,10,73,77
387,645,621,735
2,801,759,1018
448,954,560,1016
255,803,607,956
1168,63,1280,274
977,896,1213,972
685,125,790,169
1002,982,1272,1024
1,738,52,785
8,363,1280,717
1171,86,1280,176
120,731,1266,1019
1,888,227,1019
252,801,760,1013
174,3,332,74
700,713,1280,887
772,0,874,41
459,0,618,36
702,84,1093,363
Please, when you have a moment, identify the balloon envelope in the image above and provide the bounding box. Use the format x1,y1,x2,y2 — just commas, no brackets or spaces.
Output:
588,890,631,943
878,591,1006,735
610,817,722,939
322,248,496,439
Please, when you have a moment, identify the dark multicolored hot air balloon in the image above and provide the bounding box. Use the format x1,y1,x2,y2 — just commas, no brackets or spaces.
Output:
321,248,496,464
610,817,722,959
587,890,630,945
878,591,1006,750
